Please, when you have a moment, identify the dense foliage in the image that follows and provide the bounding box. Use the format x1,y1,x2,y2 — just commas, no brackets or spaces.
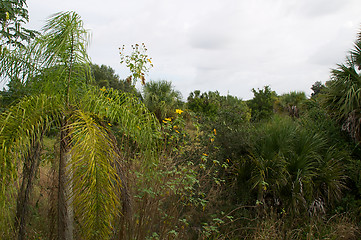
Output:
0,0,36,47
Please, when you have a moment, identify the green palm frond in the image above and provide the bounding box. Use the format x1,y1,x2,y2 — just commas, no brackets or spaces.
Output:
0,93,62,230
0,41,41,85
80,86,160,150
40,11,90,67
35,11,92,101
315,147,347,204
68,110,122,239
323,63,361,120
0,93,62,183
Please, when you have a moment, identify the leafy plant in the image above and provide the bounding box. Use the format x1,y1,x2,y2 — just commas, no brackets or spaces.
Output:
0,11,159,240
119,43,153,85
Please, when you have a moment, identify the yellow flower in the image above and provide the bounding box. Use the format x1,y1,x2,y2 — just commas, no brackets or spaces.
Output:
175,109,184,114
162,120,168,123
203,153,208,156
100,87,106,92
213,128,217,135
148,58,152,63
210,138,214,142
164,117,172,122
107,97,111,101
175,130,180,133
108,123,112,126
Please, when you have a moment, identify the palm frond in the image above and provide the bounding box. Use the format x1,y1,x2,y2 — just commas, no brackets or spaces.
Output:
80,86,160,152
0,94,62,230
40,11,90,67
0,41,41,86
67,110,122,239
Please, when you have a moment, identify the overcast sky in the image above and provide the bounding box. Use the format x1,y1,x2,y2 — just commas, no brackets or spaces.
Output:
26,0,361,99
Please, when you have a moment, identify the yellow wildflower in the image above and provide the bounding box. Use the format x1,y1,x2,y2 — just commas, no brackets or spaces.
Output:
175,109,184,114
213,128,217,135
108,123,112,126
148,58,152,63
203,153,208,156
164,117,172,122
175,130,180,133
210,138,214,142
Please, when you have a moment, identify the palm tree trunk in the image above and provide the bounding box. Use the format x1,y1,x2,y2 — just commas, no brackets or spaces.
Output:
15,132,44,240
58,117,74,240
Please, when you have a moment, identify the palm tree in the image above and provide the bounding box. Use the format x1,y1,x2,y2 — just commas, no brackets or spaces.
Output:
321,31,361,142
142,80,182,122
0,11,159,240
279,91,306,118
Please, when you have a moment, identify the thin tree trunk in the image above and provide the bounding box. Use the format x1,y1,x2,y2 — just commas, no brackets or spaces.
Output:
106,130,132,240
58,117,74,240
15,132,44,240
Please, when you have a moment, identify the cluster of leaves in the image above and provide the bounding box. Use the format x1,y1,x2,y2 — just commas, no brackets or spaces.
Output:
0,0,37,47
247,86,277,122
142,80,183,122
90,63,137,94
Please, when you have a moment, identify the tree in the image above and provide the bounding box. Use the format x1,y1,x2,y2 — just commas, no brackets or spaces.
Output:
142,80,182,122
248,86,277,122
311,81,325,98
90,63,138,94
0,11,159,240
321,35,361,142
0,0,37,47
279,91,307,118
187,90,220,118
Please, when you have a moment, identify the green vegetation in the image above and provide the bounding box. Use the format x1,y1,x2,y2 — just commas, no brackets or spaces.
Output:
0,0,37,47
1,5,361,240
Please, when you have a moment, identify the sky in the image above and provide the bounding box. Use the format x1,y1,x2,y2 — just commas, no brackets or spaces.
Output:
25,0,361,100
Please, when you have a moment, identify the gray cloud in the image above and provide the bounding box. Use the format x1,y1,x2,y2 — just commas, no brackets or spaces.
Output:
25,0,361,100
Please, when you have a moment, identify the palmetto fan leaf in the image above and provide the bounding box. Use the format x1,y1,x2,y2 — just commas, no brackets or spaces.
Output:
322,59,361,141
327,63,361,119
248,116,346,215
